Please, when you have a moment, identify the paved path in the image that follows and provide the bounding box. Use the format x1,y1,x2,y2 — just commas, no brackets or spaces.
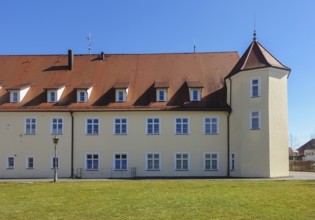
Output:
0,171,314,182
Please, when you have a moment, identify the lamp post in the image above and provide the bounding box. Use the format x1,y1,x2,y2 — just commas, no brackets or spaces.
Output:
52,135,59,182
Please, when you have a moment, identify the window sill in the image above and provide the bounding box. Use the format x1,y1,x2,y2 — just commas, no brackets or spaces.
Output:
114,133,128,135
24,133,36,135
6,167,14,169
85,169,99,171
113,169,128,171
86,133,99,136
204,133,219,135
146,169,160,171
175,169,189,171
175,133,189,135
204,169,219,171
250,128,260,130
251,96,260,98
26,168,34,170
146,133,160,135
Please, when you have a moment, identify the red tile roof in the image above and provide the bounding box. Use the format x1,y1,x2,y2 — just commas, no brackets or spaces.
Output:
0,52,239,111
225,40,290,79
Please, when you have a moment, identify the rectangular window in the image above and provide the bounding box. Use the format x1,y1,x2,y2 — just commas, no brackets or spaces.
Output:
86,118,99,135
175,117,189,134
116,89,127,102
7,157,15,169
51,157,59,169
251,78,260,97
114,153,128,170
86,154,99,170
77,90,87,103
48,91,57,103
146,117,160,135
25,118,36,135
51,117,63,135
204,117,219,134
250,111,260,130
156,89,167,102
175,153,189,170
114,118,128,134
26,157,34,169
10,91,19,103
189,88,201,101
146,153,160,171
230,153,235,171
204,153,219,171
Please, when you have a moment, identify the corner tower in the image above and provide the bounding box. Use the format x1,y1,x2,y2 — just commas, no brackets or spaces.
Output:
225,35,291,177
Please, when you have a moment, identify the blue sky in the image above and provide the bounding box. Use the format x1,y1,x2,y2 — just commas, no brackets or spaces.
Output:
0,0,314,147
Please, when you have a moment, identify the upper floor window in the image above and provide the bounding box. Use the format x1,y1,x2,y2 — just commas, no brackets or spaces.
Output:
114,118,128,135
204,117,219,134
51,117,63,135
156,89,167,102
115,89,127,102
204,153,219,171
189,88,201,101
86,118,99,135
10,91,19,103
47,90,57,103
175,117,189,135
25,117,37,135
250,111,260,130
77,90,87,103
85,153,99,170
251,78,260,97
146,117,160,135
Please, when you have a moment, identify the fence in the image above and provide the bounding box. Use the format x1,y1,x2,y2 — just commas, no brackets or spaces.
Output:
289,161,315,172
74,167,137,179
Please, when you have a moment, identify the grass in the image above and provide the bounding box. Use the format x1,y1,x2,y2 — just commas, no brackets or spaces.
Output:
0,180,314,220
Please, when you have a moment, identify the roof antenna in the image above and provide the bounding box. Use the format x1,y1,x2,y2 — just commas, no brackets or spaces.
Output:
253,11,257,41
193,39,196,53
86,33,93,54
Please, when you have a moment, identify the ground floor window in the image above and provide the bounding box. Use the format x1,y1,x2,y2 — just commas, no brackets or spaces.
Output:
26,157,34,169
7,157,15,169
51,156,59,169
86,154,99,170
204,153,219,171
230,153,235,171
114,153,128,170
175,153,189,170
146,153,160,171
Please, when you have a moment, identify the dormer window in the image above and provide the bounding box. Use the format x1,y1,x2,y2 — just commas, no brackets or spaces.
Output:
114,82,129,103
75,83,94,103
48,91,57,103
154,81,169,102
10,91,19,103
7,83,31,103
186,81,203,102
45,84,67,103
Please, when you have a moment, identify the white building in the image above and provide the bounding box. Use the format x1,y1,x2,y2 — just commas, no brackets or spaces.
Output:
0,35,290,178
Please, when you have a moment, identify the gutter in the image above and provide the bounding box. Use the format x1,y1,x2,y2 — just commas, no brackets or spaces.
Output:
227,77,232,177
70,110,74,178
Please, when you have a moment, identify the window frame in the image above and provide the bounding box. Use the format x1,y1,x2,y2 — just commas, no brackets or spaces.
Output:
50,156,59,169
156,89,167,102
51,117,64,135
113,117,128,135
47,90,57,103
85,153,100,171
204,152,219,171
85,117,100,135
113,153,128,171
250,110,261,130
250,78,261,97
174,152,190,171
174,117,190,135
189,88,201,101
26,156,34,169
77,90,87,103
146,117,161,135
6,156,15,169
145,152,161,171
230,153,235,171
10,91,20,103
24,117,37,135
115,89,127,102
204,116,219,135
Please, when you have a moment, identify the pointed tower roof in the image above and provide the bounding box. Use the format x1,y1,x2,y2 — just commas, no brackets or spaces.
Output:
225,37,290,79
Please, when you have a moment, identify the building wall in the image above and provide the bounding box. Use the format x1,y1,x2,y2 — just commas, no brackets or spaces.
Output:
0,112,72,178
303,149,315,161
228,67,289,177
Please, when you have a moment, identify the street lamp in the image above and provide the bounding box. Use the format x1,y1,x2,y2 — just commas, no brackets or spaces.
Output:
52,135,59,182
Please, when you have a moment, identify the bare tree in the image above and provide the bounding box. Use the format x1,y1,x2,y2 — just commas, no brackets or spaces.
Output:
288,133,299,151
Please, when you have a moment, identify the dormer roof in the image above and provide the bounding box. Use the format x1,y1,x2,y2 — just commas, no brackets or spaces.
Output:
225,39,290,79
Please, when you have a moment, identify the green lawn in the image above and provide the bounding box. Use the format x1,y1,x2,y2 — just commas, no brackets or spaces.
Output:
0,180,314,220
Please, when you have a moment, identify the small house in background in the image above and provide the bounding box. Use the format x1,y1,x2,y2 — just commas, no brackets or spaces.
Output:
297,139,315,161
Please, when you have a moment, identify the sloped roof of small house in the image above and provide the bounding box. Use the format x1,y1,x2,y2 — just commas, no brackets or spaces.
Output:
225,39,290,79
297,139,315,151
0,51,239,111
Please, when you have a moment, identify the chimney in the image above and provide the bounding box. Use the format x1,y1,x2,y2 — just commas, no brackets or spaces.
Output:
68,49,73,70
100,52,105,61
